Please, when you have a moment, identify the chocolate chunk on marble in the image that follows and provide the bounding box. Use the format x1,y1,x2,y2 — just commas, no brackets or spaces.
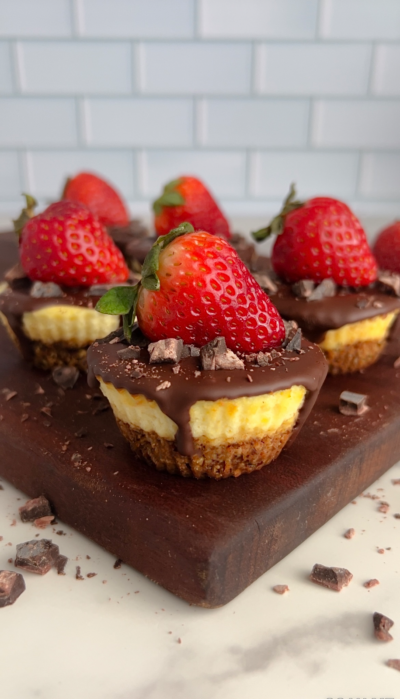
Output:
148,338,183,364
272,584,289,595
201,337,245,371
292,279,315,299
339,391,368,416
52,366,79,390
378,271,400,297
364,579,379,589
0,570,26,607
307,278,337,302
252,272,278,294
373,612,394,641
30,281,63,298
310,563,353,591
15,539,60,575
56,555,68,575
19,495,52,523
117,345,141,360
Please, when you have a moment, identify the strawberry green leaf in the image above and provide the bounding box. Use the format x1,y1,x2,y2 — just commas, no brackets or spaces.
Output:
252,183,303,242
141,222,194,291
152,178,184,216
13,193,37,237
95,285,139,316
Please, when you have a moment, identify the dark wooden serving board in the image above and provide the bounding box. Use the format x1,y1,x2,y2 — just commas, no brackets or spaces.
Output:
1,233,400,608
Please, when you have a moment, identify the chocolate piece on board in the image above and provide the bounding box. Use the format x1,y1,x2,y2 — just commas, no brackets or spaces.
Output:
307,278,337,302
52,366,79,390
273,584,289,595
0,570,26,607
310,563,353,591
339,391,368,416
148,339,183,364
19,495,52,523
56,555,68,575
373,612,394,641
15,539,60,575
292,279,315,299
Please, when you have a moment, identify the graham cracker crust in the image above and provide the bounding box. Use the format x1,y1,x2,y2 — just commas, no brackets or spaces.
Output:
116,418,294,479
31,341,88,371
323,339,385,375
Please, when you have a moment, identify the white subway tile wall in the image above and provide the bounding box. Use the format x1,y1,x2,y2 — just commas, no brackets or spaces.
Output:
0,0,399,218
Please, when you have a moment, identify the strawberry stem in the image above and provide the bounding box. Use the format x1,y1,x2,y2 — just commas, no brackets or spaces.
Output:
152,178,184,216
252,183,303,242
96,222,194,341
13,193,37,237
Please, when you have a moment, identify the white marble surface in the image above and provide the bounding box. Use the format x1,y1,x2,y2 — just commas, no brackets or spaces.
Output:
1,462,400,699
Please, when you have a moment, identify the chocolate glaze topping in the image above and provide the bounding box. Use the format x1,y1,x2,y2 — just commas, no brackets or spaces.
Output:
87,336,328,457
269,283,400,343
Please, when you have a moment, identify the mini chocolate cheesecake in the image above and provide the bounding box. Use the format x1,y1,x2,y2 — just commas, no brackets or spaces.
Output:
87,326,328,480
264,272,400,374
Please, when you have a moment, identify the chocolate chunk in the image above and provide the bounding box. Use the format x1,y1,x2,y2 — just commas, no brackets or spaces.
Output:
15,539,60,575
307,278,337,302
253,272,278,294
272,584,289,595
76,565,84,581
387,659,400,671
19,495,52,523
113,558,123,569
172,365,181,374
52,366,79,390
339,390,368,416
256,351,270,367
310,563,353,591
378,271,400,297
109,335,122,345
344,528,355,539
117,345,141,360
182,344,200,358
373,612,394,641
130,368,144,379
201,337,244,371
30,281,63,298
285,328,302,353
0,570,26,607
364,579,379,589
292,279,315,299
34,515,54,529
148,338,183,364
56,554,68,575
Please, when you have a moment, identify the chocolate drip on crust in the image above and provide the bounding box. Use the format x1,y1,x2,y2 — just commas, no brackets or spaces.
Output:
87,338,328,457
269,283,400,344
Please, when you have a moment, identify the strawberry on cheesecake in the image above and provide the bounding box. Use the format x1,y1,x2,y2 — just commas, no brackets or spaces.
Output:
0,195,130,371
253,186,400,374
87,224,327,479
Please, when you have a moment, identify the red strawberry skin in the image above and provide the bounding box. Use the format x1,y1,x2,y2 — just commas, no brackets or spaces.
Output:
373,221,400,273
63,172,129,228
20,201,129,287
137,231,285,353
272,197,377,287
153,176,231,240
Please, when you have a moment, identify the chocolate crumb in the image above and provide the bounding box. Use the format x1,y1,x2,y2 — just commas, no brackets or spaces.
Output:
56,554,68,575
71,453,82,465
109,336,122,345
310,563,353,591
273,584,289,595
87,572,97,578
246,374,253,383
0,570,25,607
75,565,84,581
113,559,123,570
104,442,114,449
40,406,52,418
394,357,400,369
172,365,181,375
285,328,302,353
4,390,17,401
34,516,54,530
373,612,394,641
378,502,389,514
364,579,380,589
344,528,355,539
339,390,368,416
156,381,171,391
378,548,385,554
387,659,400,671
292,279,315,299
15,539,59,575
52,366,79,390
19,495,52,523
307,278,337,302
34,384,45,395
226,376,231,382
21,414,29,423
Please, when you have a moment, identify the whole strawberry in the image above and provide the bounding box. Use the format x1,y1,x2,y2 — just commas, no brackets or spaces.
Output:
373,221,400,273
97,224,285,353
153,176,231,240
253,185,377,287
16,196,129,287
63,172,129,229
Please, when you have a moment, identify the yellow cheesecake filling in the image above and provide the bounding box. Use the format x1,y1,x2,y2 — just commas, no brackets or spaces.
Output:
98,377,306,447
22,305,119,348
319,312,398,351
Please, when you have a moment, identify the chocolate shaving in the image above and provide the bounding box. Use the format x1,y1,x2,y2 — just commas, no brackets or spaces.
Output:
52,366,79,390
253,272,278,294
378,271,400,297
30,281,63,298
373,612,394,641
19,495,52,523
256,351,270,367
0,570,26,607
292,279,315,299
76,565,84,581
307,278,337,302
394,357,400,369
148,338,183,364
200,337,244,371
15,539,60,575
310,563,353,591
117,346,141,360
339,390,368,416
